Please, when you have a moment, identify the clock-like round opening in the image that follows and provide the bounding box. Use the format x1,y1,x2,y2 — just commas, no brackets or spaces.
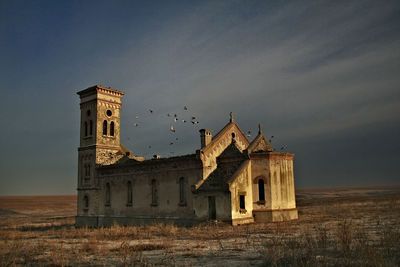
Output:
106,110,112,117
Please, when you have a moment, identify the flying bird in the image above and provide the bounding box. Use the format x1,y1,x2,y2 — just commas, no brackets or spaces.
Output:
170,125,175,133
169,142,174,145
149,109,153,113
184,106,188,110
174,114,177,117
182,119,186,123
174,118,178,122
167,113,171,117
135,116,139,119
134,123,139,127
191,116,196,120
176,137,178,140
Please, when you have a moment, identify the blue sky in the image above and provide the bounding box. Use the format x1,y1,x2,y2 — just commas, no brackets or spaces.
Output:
1,0,399,195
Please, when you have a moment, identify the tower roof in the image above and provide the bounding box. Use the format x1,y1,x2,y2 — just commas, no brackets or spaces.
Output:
77,85,125,97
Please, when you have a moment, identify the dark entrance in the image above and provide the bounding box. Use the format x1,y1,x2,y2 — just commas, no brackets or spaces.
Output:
208,196,216,220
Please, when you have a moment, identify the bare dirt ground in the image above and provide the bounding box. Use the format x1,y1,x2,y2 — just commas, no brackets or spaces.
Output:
1,185,400,266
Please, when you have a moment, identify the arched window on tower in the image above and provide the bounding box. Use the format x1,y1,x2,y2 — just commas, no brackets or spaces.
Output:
110,121,115,136
84,195,89,209
151,179,158,206
103,120,107,135
127,181,133,206
87,164,90,177
84,122,88,136
258,179,265,202
89,120,93,136
105,183,111,206
179,177,186,205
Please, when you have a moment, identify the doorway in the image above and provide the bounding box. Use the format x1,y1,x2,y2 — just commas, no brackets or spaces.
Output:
208,196,216,220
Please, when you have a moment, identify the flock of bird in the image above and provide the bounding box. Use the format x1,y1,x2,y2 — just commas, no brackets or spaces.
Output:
125,105,203,156
124,106,287,158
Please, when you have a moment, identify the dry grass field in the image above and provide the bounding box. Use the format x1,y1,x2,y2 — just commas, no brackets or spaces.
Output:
1,185,400,266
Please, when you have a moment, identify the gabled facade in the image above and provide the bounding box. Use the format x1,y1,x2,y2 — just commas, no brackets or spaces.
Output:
76,85,298,226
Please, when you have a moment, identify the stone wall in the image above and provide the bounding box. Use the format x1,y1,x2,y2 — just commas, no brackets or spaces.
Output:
82,157,204,223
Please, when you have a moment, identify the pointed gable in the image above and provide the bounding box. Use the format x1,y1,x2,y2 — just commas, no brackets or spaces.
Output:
247,125,273,154
201,121,250,155
199,117,250,179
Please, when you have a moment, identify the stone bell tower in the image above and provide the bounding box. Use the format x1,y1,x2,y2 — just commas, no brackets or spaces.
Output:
76,85,125,216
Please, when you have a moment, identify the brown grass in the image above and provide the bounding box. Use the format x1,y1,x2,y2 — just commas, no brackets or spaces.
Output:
1,185,400,266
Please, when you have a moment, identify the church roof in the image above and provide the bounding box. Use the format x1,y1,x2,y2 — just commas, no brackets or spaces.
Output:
218,141,247,160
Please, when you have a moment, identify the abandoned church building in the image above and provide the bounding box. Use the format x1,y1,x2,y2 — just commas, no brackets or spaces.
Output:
76,85,298,226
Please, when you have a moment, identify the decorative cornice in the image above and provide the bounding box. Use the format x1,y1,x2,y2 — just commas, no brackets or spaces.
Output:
77,85,125,97
78,144,121,151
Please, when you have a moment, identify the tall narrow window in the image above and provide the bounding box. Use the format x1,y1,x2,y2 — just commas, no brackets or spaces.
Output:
151,179,157,206
89,120,93,135
84,195,89,209
239,195,246,210
127,181,133,206
179,177,186,205
103,120,107,135
84,122,88,136
87,164,90,176
258,179,265,201
110,121,115,136
83,165,87,177
105,183,111,206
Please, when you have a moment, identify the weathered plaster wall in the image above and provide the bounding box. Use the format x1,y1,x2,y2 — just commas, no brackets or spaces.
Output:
250,156,272,210
229,161,254,225
268,153,296,210
90,159,203,222
193,192,231,221
249,152,298,222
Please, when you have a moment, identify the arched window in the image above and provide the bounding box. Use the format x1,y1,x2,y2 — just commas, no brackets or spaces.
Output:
258,179,265,201
84,195,89,209
110,121,115,136
127,181,133,205
84,122,88,136
103,120,108,135
105,183,111,206
151,179,157,206
89,120,93,135
179,177,186,205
